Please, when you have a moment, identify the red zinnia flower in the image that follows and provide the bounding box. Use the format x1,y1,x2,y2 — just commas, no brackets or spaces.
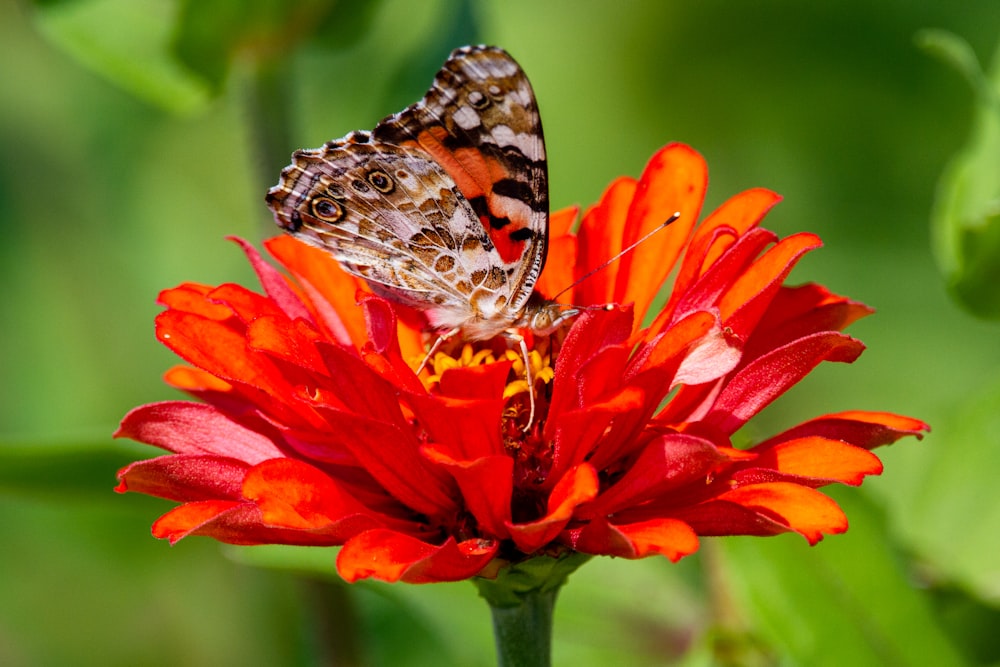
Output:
116,144,926,583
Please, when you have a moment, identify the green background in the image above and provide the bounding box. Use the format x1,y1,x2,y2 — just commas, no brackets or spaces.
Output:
2,0,1000,665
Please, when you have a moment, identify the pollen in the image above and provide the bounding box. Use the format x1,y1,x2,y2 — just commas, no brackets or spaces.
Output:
421,343,555,399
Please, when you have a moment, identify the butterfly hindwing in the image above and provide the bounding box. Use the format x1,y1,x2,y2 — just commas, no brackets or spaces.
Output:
372,45,549,311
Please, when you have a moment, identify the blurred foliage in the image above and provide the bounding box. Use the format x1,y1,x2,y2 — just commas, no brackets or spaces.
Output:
3,0,1000,665
921,30,1000,319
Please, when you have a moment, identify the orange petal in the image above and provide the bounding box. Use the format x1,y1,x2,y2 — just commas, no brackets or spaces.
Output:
753,436,883,485
614,144,709,323
337,530,497,583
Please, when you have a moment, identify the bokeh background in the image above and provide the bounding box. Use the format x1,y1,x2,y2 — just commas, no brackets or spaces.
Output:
3,0,1000,665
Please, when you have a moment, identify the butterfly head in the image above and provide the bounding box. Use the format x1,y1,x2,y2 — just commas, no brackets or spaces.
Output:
521,295,579,336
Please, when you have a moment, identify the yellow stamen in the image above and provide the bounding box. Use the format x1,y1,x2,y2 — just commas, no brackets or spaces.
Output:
418,343,555,401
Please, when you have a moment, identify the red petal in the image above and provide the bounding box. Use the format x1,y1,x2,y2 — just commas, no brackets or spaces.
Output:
116,454,249,501
677,482,848,544
545,306,634,441
163,366,232,393
243,459,382,532
665,227,777,326
265,235,369,347
312,406,457,517
246,315,326,373
695,188,783,267
206,283,287,324
749,284,873,355
421,447,513,539
408,393,504,460
438,362,511,400
579,434,731,518
566,516,699,561
230,237,314,323
575,177,637,306
151,500,350,546
749,436,883,486
358,295,426,392
337,530,497,583
762,410,929,450
614,144,709,324
507,463,599,553
158,283,231,319
152,500,246,543
706,332,865,434
721,232,823,338
535,206,579,303
115,401,284,462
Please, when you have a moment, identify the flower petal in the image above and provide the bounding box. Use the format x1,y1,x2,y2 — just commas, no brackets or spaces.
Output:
265,235,368,347
230,236,314,324
721,232,823,338
115,401,285,462
675,482,848,544
507,463,599,553
152,500,349,546
705,332,865,434
575,177,637,306
578,434,731,518
565,516,699,561
747,436,883,486
422,447,513,538
312,406,458,517
409,393,505,460
761,410,929,450
535,205,579,303
614,144,709,323
116,454,249,500
337,530,498,583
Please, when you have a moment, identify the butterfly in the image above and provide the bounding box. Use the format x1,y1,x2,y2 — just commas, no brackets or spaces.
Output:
265,45,576,355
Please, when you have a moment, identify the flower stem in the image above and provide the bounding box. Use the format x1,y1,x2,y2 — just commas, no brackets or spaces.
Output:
487,587,557,667
473,553,590,667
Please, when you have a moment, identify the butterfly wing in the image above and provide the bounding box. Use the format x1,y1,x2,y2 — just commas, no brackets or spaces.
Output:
266,131,519,333
372,45,549,314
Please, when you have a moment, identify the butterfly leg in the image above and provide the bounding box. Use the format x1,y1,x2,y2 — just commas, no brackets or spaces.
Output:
517,334,536,431
416,327,461,375
501,330,536,432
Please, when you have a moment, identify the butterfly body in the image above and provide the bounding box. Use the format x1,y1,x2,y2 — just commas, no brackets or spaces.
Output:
266,45,573,342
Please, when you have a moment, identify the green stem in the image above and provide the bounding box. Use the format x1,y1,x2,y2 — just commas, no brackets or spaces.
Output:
473,552,590,667
245,54,294,234
487,587,557,667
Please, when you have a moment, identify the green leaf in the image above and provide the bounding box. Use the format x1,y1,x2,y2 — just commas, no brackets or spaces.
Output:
904,374,1000,606
29,0,389,115
30,0,212,114
923,31,1000,318
719,492,967,666
0,440,144,499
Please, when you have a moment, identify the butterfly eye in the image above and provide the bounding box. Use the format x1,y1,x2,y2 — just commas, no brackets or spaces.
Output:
367,170,394,193
310,196,343,222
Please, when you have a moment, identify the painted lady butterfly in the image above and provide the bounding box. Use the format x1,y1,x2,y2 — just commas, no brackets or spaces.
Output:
265,45,574,350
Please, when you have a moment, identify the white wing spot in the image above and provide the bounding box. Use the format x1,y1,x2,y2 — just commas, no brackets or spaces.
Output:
452,105,482,130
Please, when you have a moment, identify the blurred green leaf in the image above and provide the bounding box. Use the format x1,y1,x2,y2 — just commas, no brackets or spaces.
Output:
227,545,494,666
30,0,387,114
30,0,212,114
906,374,1000,606
923,30,1000,318
0,441,142,499
720,493,967,666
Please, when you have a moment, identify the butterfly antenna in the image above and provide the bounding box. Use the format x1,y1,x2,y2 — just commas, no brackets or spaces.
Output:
550,212,681,301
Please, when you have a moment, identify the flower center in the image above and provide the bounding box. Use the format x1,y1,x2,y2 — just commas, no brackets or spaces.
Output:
422,343,555,399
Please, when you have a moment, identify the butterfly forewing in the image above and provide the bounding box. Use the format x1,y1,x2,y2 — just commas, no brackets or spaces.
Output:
372,45,549,312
